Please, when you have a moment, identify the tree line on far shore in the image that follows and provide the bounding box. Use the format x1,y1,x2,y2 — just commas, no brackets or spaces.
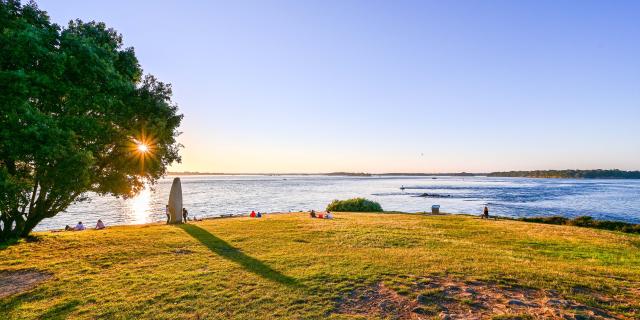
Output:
487,169,640,179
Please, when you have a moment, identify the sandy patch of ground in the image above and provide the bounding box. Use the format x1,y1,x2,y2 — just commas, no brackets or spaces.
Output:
0,269,52,299
334,276,632,319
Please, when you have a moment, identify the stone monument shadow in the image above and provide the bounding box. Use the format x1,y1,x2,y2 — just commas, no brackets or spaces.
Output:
177,224,302,288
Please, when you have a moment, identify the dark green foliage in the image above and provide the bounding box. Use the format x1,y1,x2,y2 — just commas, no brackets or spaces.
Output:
0,0,182,241
520,216,640,234
488,169,640,179
326,198,383,212
519,216,569,225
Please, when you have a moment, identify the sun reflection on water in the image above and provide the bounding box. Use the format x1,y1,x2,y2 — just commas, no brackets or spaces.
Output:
129,187,151,224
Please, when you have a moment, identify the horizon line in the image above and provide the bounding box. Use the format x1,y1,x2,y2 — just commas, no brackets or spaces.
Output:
166,168,639,176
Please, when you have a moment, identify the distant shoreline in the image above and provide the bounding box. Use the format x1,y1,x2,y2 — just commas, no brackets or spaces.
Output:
167,171,480,177
487,169,640,179
167,169,640,179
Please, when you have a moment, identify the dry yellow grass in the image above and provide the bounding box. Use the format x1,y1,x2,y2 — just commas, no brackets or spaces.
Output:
1,212,639,319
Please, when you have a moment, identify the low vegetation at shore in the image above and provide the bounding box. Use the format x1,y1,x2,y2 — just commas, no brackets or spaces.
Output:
1,213,639,319
519,216,640,234
326,198,383,212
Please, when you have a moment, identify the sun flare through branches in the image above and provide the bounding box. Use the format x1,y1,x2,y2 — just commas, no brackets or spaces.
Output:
127,130,158,172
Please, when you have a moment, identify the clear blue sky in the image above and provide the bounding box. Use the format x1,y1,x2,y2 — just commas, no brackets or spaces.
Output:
40,0,639,173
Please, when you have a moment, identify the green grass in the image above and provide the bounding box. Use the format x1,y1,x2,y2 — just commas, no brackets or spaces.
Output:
1,212,639,319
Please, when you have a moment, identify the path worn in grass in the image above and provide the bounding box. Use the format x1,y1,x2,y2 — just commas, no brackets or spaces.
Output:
1,213,639,319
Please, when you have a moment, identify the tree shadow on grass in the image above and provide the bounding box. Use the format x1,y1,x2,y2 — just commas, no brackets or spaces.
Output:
38,299,81,320
0,291,79,320
177,224,302,288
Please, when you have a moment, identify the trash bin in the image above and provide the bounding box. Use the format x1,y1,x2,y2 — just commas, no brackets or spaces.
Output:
431,205,440,214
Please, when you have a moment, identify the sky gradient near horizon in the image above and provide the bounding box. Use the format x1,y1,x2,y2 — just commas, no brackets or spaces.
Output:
40,0,639,173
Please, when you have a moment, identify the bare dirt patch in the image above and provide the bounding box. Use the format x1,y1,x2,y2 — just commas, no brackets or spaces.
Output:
0,269,52,299
334,276,631,319
335,283,422,319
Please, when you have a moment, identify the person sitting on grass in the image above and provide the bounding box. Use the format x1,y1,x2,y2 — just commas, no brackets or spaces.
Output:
95,219,106,230
326,211,333,219
65,225,73,231
250,210,256,218
75,221,86,231
309,210,316,218
318,213,324,219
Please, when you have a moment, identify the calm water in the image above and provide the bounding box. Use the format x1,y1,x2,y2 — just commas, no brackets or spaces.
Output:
37,175,640,230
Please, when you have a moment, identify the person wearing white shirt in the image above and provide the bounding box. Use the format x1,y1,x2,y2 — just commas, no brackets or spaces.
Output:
75,221,86,231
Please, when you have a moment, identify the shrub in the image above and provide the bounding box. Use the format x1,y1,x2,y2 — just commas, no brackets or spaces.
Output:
326,198,383,212
520,216,568,225
519,215,640,234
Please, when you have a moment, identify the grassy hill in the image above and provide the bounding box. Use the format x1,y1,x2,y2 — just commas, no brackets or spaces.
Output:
1,213,639,319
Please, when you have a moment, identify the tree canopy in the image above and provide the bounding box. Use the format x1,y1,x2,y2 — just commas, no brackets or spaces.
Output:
0,0,183,241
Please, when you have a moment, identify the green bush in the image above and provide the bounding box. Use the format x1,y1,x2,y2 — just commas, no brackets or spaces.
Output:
326,198,383,212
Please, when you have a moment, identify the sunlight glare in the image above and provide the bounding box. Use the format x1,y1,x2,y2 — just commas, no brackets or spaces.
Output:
137,143,149,153
130,187,151,224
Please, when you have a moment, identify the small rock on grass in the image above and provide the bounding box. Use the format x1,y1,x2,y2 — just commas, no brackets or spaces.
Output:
416,294,429,304
507,299,526,306
412,307,430,315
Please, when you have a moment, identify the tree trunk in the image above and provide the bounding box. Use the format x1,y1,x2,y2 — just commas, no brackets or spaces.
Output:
0,215,13,243
0,212,24,243
20,216,42,238
0,190,54,242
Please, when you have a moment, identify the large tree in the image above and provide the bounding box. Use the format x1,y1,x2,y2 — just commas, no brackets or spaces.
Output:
0,0,182,241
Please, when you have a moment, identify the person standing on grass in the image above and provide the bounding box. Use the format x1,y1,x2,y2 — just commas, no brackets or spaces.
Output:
483,206,489,219
182,208,188,222
165,205,170,223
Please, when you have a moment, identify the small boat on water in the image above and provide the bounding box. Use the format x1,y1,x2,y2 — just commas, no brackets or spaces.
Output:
400,185,405,191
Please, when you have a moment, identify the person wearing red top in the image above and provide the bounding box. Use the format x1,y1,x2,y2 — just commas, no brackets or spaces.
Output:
250,211,256,218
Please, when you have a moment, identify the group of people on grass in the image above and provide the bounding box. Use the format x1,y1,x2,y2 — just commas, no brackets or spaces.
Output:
248,209,333,219
309,210,333,219
65,219,105,231
249,210,263,218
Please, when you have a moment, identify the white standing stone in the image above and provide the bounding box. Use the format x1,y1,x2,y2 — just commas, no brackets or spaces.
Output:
168,177,183,224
